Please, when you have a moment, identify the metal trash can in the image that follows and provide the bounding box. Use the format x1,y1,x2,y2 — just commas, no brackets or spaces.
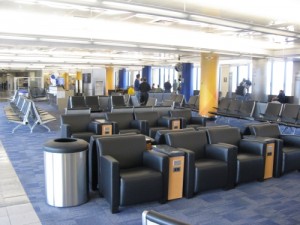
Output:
44,138,88,207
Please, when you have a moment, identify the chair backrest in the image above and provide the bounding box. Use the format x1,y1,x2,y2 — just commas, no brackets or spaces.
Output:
146,97,157,107
170,109,192,121
60,114,91,132
217,98,231,113
105,112,134,129
142,210,190,225
206,127,241,146
111,95,126,107
155,128,195,144
98,96,110,111
85,96,100,110
239,100,255,118
97,135,146,169
248,123,281,138
69,96,87,108
226,99,242,115
174,94,184,107
187,95,198,106
130,95,141,107
165,130,208,159
262,102,283,121
134,111,160,127
280,104,300,124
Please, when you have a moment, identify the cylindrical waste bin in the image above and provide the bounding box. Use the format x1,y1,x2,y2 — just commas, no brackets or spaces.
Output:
44,138,89,207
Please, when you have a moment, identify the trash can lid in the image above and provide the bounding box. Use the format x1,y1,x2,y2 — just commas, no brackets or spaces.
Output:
152,145,185,157
44,138,88,153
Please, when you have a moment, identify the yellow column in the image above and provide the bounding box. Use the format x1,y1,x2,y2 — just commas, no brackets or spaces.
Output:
64,72,69,90
106,67,114,96
76,71,82,80
200,53,219,117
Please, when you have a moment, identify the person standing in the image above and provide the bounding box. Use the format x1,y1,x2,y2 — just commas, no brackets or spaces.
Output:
164,80,172,93
139,77,151,105
134,74,141,102
172,79,178,93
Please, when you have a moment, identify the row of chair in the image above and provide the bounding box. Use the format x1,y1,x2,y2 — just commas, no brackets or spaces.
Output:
4,95,56,133
94,123,300,213
60,108,207,141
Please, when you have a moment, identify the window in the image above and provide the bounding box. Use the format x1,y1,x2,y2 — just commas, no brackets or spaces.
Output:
192,67,201,91
267,59,293,96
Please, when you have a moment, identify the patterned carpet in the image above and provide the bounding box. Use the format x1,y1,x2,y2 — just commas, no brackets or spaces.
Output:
0,100,300,225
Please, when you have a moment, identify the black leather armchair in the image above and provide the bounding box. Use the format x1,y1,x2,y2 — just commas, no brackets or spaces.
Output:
169,108,206,129
97,135,169,213
165,130,237,198
60,114,101,142
248,123,300,176
105,112,141,134
206,127,266,184
133,111,178,138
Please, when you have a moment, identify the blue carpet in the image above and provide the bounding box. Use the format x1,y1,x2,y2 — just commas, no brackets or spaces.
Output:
1,101,300,225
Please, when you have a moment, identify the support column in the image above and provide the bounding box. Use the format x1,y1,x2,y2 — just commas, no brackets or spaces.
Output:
252,59,268,102
118,68,127,90
200,53,219,117
106,67,114,96
180,63,193,102
76,71,83,95
64,72,69,91
142,66,152,85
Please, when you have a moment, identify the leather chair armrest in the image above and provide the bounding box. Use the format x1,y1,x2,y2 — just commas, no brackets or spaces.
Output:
177,147,195,198
61,124,71,138
106,121,119,134
143,151,169,203
280,134,300,146
143,210,190,225
100,155,120,213
130,120,148,134
205,143,237,162
157,117,174,128
239,139,265,156
143,151,168,173
190,116,206,126
88,121,101,134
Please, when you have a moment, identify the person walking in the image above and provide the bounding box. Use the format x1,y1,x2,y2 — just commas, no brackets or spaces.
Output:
134,73,141,102
172,79,178,93
139,77,151,105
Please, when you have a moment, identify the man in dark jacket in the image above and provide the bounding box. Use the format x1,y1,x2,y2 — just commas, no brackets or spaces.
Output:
139,77,151,105
164,80,172,93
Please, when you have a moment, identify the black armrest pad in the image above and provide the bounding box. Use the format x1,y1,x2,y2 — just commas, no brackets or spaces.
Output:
88,121,101,134
61,124,71,137
157,117,173,128
239,139,265,156
206,143,237,162
280,134,300,146
190,116,206,126
143,151,168,173
100,155,120,212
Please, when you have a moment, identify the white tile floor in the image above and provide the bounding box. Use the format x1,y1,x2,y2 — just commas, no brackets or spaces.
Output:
0,141,41,225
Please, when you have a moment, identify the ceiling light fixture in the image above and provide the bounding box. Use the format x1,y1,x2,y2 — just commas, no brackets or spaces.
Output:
0,35,37,41
140,45,177,51
94,41,137,47
102,1,187,18
40,38,91,44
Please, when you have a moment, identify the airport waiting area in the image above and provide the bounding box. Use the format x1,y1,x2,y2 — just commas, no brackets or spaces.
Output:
0,91,300,225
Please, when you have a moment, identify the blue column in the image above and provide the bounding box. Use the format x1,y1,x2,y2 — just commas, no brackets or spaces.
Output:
118,68,127,89
142,66,152,85
180,63,193,101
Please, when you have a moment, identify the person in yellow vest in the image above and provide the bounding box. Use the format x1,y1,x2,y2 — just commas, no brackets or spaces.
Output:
127,85,135,95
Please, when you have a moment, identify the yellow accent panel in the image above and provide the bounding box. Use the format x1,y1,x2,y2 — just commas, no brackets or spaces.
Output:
76,71,82,80
200,53,219,117
106,67,114,96
64,72,69,91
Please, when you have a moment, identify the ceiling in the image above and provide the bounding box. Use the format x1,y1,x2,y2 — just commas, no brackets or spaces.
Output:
1,0,300,72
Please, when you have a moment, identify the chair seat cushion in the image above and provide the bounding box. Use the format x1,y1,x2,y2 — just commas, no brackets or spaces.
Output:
71,132,95,142
237,153,264,183
120,167,162,205
194,159,228,192
283,147,300,173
